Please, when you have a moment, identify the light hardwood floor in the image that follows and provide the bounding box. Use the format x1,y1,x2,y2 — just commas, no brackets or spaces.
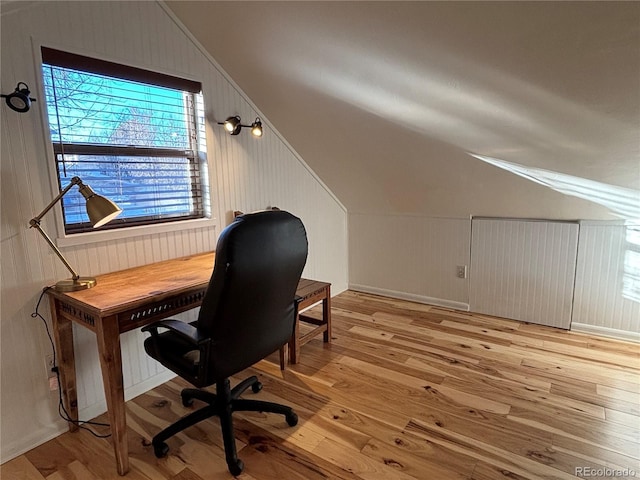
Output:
3,291,639,479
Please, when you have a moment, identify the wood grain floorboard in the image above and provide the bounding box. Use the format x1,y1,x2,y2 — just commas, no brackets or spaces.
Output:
3,291,638,479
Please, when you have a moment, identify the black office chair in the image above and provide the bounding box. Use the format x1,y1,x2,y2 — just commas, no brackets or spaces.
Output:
142,210,308,476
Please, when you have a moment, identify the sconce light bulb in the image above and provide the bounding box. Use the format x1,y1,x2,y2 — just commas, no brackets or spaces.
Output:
223,116,242,135
251,118,263,137
10,96,28,111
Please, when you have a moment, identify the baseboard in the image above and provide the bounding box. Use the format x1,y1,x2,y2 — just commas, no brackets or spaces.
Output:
0,369,177,465
348,284,469,311
570,323,640,343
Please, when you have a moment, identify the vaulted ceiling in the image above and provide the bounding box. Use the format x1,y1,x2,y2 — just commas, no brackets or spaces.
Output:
166,1,639,220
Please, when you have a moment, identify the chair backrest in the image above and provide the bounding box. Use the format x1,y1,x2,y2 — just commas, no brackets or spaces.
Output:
198,210,308,380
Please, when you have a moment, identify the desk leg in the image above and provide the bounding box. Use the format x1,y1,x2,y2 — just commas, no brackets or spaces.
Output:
49,297,79,431
323,286,332,343
289,309,301,365
96,315,129,476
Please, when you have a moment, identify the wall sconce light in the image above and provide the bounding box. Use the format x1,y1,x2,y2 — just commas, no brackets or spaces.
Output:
1,82,37,113
250,118,263,137
29,176,123,291
218,116,263,137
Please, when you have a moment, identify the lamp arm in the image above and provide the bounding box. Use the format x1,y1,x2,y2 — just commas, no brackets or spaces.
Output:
28,176,84,281
29,221,80,280
30,176,82,224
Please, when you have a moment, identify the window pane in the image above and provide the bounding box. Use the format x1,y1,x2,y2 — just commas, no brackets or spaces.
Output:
43,65,192,149
57,153,202,228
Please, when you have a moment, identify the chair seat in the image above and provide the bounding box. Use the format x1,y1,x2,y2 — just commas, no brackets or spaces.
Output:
143,324,201,384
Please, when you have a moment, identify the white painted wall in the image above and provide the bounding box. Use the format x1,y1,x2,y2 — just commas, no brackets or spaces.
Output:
166,1,639,343
349,213,470,310
163,2,639,339
350,213,639,341
572,221,640,341
0,0,347,462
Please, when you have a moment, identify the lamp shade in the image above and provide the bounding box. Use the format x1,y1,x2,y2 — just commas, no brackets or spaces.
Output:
77,182,122,227
87,194,123,227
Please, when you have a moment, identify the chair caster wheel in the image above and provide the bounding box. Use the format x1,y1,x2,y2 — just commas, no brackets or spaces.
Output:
227,458,244,476
285,412,298,426
251,381,263,393
181,393,194,407
153,441,169,458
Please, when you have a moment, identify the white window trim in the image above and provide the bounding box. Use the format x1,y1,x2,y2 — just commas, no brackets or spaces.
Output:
56,216,217,248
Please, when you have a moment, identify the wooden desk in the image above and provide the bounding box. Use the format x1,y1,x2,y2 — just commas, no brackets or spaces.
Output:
46,252,332,475
46,252,216,476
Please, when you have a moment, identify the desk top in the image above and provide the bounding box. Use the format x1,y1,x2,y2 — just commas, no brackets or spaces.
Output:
46,252,215,316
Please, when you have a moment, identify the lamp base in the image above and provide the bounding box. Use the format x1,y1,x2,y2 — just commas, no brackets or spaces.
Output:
54,277,97,292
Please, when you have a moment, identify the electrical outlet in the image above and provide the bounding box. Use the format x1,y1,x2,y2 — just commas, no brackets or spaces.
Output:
456,265,468,279
49,376,59,391
45,354,56,379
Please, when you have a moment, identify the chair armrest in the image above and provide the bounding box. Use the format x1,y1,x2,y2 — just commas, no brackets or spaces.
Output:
142,319,210,346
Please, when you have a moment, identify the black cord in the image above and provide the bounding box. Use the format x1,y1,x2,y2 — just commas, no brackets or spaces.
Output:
32,287,111,438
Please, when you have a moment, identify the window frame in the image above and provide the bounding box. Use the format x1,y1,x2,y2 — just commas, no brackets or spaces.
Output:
37,46,215,244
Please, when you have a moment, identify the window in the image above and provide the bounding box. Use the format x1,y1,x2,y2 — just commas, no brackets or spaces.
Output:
41,48,209,234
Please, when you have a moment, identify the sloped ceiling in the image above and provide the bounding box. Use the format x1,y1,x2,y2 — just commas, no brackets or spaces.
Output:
166,1,639,220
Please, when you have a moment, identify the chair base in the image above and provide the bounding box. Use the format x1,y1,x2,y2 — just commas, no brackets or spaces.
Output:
151,375,298,476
